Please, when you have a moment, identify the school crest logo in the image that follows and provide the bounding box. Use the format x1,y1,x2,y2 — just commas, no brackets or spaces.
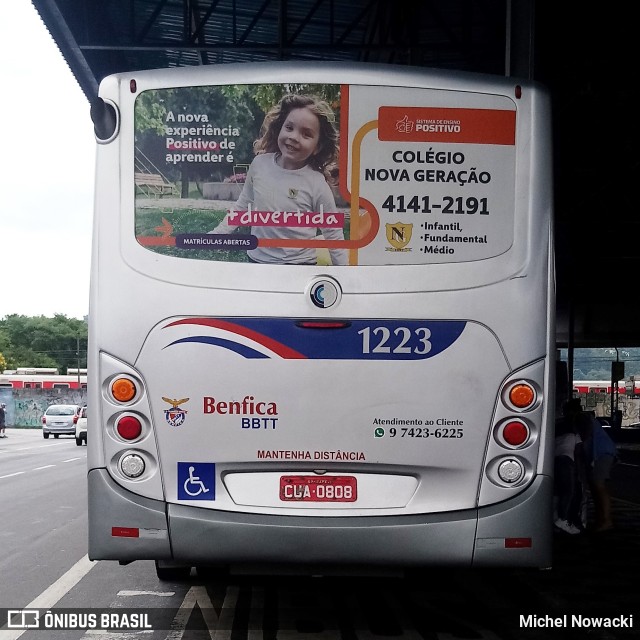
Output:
385,222,413,252
162,397,189,427
287,188,299,199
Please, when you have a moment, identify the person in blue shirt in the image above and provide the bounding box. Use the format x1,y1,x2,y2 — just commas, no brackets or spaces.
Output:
577,409,618,532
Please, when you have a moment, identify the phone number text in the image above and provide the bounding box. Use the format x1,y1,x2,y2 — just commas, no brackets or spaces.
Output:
389,427,464,438
382,194,489,215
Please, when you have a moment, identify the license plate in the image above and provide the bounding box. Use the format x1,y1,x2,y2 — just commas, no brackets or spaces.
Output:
280,475,357,502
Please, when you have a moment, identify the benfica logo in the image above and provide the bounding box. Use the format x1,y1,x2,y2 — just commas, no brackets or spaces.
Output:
162,397,189,427
385,222,413,252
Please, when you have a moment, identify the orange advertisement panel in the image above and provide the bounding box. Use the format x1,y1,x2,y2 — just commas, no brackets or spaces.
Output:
378,107,516,145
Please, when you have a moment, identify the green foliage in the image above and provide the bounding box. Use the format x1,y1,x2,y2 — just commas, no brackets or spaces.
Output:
223,83,341,117
134,83,341,184
0,314,87,373
134,89,175,134
135,85,261,183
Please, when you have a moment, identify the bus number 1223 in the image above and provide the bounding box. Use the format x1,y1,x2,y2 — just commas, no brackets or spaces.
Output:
358,326,432,354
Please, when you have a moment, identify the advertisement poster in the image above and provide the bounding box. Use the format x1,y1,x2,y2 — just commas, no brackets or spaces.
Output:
135,83,516,266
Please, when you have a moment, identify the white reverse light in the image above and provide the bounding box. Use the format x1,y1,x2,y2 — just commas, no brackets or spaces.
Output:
497,458,524,484
120,453,145,478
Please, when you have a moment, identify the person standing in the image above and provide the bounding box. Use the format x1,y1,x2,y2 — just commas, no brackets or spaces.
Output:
553,403,583,534
577,410,618,532
0,402,6,438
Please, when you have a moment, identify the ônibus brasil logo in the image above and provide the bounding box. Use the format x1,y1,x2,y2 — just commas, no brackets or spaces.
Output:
162,396,189,427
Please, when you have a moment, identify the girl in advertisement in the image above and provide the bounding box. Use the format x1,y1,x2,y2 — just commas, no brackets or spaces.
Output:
209,93,347,265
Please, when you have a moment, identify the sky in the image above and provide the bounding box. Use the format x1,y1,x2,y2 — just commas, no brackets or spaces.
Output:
0,1,95,320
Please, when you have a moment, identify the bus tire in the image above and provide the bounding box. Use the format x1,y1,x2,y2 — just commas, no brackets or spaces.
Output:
155,560,191,581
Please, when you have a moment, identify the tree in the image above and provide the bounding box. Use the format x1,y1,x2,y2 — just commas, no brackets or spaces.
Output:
135,86,261,192
0,314,88,373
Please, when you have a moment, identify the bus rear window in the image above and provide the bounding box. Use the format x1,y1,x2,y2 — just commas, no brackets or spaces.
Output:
134,83,515,267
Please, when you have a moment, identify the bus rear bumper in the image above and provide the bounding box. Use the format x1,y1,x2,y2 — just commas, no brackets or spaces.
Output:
474,474,553,568
169,475,552,569
88,468,172,561
88,469,552,568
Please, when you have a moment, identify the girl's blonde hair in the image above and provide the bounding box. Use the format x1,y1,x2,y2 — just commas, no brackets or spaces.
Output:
254,94,338,172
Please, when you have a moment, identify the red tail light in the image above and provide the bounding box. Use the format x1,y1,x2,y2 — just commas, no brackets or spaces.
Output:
73,416,79,424
116,415,142,440
502,420,529,446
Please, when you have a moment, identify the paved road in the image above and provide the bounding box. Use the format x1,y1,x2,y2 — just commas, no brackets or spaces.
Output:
0,428,638,639
0,429,87,608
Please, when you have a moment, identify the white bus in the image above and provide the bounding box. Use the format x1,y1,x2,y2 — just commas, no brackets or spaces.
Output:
88,62,554,578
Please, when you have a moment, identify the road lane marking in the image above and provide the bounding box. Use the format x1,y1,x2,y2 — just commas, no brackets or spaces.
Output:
166,586,219,640
10,444,67,451
27,554,96,608
0,555,96,640
1,459,86,478
1,445,85,455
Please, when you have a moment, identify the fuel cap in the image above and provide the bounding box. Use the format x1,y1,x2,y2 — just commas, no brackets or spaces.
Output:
307,277,341,309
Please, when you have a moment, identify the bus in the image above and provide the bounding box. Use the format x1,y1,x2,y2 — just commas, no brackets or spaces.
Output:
88,62,554,578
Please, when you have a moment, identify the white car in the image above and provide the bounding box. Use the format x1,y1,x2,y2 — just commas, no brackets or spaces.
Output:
41,404,81,439
75,405,87,446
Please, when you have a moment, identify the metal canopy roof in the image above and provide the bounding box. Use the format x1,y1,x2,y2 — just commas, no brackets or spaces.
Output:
30,0,638,348
32,0,510,98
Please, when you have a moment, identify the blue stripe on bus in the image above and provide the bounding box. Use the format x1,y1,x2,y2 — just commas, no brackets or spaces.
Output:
164,319,467,360
166,336,270,359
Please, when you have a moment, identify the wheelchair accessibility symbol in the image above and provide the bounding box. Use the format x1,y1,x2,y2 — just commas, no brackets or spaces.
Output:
177,462,215,500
